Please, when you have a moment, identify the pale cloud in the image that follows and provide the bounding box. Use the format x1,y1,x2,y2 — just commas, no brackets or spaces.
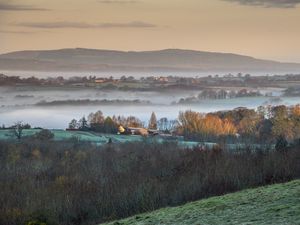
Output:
222,0,300,8
0,29,34,34
15,21,157,29
98,0,140,4
0,0,48,11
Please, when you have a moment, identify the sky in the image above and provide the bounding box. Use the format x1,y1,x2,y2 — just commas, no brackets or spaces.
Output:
0,0,300,62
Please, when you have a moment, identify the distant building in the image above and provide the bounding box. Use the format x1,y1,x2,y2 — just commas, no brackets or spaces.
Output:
71,83,85,87
95,79,106,84
118,126,160,136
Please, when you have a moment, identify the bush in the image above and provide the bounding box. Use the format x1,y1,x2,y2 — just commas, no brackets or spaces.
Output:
34,129,54,141
27,221,47,225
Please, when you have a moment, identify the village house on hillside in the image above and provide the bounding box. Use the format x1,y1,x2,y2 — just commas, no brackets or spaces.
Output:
118,126,159,136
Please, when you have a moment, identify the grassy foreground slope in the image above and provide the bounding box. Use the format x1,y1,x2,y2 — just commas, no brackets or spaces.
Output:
103,180,300,225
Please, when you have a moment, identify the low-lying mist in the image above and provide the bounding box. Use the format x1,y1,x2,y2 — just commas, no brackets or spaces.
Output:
0,86,299,128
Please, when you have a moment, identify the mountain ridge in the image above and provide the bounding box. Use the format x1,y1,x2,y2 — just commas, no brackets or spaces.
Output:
1,48,299,73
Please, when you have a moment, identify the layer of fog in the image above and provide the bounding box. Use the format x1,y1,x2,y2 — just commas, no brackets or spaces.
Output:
0,94,299,129
1,84,298,129
0,85,285,107
0,87,193,106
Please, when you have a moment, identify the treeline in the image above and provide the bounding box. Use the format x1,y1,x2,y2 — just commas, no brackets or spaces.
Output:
36,99,150,106
0,74,98,86
69,105,300,145
177,105,300,144
284,86,300,97
0,138,299,225
68,111,178,134
176,88,263,104
68,112,143,133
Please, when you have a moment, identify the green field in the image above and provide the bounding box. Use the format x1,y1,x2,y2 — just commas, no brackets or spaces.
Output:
0,129,203,148
102,180,300,225
0,129,272,149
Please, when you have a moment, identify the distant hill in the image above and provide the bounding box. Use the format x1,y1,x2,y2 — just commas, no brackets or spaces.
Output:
102,180,300,225
1,48,300,73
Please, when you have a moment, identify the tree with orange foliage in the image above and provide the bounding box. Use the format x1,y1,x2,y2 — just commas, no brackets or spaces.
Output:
177,111,237,141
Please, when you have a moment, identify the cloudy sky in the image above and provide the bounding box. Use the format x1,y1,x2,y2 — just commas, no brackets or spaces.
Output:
1,0,300,62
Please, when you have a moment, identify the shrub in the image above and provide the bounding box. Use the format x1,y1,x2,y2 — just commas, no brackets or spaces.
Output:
27,221,47,225
35,129,54,141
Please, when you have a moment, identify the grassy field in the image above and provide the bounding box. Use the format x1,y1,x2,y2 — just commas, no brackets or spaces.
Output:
0,129,202,148
102,180,300,225
0,129,272,149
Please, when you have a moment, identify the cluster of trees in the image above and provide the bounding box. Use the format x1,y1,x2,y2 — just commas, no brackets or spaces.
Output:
69,112,142,132
0,138,299,225
201,88,262,99
67,105,300,145
0,74,40,85
68,111,144,133
177,111,237,141
0,74,99,86
177,105,300,144
284,86,300,97
177,89,263,104
68,111,178,134
35,99,149,106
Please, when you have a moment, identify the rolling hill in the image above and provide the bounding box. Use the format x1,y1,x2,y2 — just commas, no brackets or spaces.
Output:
102,180,300,225
1,48,300,73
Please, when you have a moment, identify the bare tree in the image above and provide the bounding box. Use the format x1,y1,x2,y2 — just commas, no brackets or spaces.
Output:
11,121,24,140
158,117,168,131
68,119,78,129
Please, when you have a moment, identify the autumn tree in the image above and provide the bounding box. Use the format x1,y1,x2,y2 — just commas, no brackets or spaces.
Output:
88,110,105,125
291,105,300,139
271,105,293,140
126,116,143,128
238,112,261,138
177,110,203,137
178,110,237,141
103,116,117,133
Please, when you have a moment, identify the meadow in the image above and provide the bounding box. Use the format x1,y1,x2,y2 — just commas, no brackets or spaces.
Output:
0,129,203,148
102,180,300,225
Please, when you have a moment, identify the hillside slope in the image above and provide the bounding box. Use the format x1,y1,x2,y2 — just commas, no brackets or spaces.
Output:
102,180,300,225
1,48,300,72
